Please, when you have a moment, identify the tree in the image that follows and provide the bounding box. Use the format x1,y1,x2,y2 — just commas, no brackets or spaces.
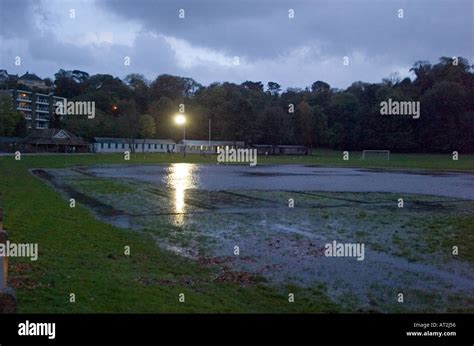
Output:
84,74,132,100
151,74,201,100
124,74,150,113
308,81,332,109
313,105,328,148
241,81,264,92
124,73,149,90
410,60,433,93
267,82,281,95
311,81,330,94
54,69,83,98
115,100,139,151
297,101,315,153
138,114,156,139
149,97,175,139
0,94,22,136
23,55,473,153
327,92,359,149
258,106,288,152
70,70,90,83
418,81,467,152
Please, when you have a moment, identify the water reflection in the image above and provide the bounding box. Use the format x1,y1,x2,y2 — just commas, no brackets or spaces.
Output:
164,163,198,226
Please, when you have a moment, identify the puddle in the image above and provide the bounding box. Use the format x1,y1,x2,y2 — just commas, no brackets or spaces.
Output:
86,164,474,199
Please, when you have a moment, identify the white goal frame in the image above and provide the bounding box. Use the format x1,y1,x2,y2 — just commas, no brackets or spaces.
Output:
362,150,390,160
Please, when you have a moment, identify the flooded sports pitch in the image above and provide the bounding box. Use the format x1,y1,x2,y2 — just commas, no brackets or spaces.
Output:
34,164,474,312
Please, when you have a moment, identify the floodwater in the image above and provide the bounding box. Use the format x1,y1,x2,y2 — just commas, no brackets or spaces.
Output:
38,164,474,312
88,164,474,200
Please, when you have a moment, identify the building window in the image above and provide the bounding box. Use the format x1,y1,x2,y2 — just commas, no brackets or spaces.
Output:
108,143,111,149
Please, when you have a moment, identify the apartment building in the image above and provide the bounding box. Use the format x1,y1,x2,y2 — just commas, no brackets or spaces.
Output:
10,90,66,130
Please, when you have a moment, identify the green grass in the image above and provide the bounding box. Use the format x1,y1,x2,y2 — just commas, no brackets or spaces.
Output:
71,178,134,194
1,149,473,171
0,154,341,313
303,150,474,171
447,214,474,263
0,150,472,312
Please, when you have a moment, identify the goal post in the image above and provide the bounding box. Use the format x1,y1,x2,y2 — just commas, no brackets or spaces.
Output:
362,150,390,160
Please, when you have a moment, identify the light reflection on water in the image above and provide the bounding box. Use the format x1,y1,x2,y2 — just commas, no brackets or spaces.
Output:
164,163,198,226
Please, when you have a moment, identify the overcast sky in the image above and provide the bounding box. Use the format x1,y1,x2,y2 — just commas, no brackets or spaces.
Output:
0,0,472,89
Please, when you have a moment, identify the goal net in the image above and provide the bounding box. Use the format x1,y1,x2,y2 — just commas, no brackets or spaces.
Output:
361,150,390,160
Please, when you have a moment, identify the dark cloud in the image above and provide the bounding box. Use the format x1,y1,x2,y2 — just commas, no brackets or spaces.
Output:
100,0,473,63
0,0,472,88
1,0,38,37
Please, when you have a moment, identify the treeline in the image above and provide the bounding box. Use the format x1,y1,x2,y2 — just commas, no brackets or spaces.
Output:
1,56,473,152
